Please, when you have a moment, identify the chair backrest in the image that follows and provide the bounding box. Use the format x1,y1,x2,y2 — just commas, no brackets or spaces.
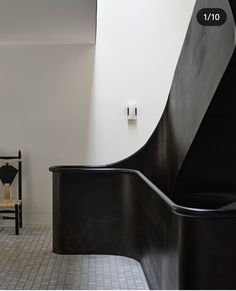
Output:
0,151,22,200
3,183,11,200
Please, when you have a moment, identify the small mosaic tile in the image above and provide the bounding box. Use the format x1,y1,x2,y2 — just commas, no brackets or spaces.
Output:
0,225,149,290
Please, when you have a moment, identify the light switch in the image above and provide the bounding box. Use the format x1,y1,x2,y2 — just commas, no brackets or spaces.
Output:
127,104,137,120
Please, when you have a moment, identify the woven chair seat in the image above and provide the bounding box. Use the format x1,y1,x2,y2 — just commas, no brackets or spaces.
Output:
0,199,21,207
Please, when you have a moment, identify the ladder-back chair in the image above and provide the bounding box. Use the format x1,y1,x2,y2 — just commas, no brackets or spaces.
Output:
0,151,22,235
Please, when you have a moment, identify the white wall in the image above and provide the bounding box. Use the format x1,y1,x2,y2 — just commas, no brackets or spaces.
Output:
0,0,195,224
87,0,196,164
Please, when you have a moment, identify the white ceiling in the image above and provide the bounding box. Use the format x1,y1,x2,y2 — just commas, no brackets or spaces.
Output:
0,0,97,44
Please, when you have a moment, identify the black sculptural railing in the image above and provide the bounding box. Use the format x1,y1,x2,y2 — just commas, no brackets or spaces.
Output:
50,167,236,289
50,0,236,289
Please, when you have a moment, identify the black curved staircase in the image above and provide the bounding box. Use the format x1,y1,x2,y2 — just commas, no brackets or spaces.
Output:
50,0,236,289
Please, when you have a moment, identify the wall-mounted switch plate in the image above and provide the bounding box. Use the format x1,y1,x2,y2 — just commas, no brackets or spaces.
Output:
127,104,137,120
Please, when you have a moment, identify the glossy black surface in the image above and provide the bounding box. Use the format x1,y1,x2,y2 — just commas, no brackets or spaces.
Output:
50,168,236,289
50,0,236,289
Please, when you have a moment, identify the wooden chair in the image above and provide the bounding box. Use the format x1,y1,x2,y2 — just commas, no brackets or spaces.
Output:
0,151,22,235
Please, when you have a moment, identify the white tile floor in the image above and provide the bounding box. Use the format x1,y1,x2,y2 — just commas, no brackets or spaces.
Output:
0,225,149,290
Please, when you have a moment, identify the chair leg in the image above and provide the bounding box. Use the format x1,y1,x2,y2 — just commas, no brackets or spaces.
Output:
19,204,23,228
15,204,19,235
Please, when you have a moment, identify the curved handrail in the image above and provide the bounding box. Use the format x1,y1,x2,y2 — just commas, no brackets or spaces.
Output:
50,165,236,217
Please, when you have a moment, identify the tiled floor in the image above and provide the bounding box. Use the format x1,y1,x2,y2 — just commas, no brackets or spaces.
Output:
0,225,149,290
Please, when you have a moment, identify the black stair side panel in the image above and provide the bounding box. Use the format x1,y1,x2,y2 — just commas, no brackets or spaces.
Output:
114,0,235,196
174,47,236,196
229,0,236,20
173,0,236,198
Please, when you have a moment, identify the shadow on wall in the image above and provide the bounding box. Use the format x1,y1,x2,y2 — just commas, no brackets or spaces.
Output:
0,44,96,224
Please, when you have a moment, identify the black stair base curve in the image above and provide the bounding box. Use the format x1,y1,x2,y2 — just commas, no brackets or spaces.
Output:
50,167,236,290
50,0,236,289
